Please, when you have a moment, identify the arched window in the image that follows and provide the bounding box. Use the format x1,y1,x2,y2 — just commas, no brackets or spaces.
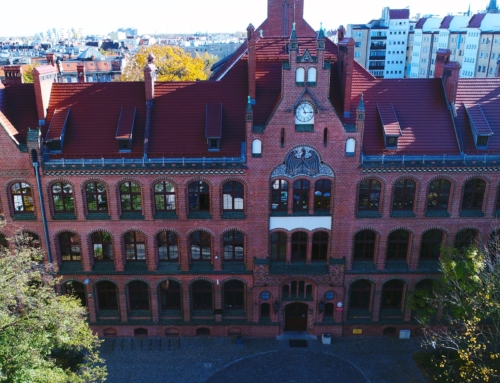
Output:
455,229,478,250
92,231,113,261
381,280,405,309
59,232,81,261
128,281,150,311
85,182,108,212
293,179,310,212
307,67,317,84
124,231,146,261
271,232,286,261
461,179,486,211
420,230,443,260
354,230,376,260
349,280,372,309
393,179,416,211
63,281,86,307
345,138,356,156
154,181,176,212
295,67,305,83
271,179,288,211
159,280,181,310
51,182,74,213
427,179,451,211
291,232,307,261
120,181,142,212
188,181,210,212
223,280,245,310
11,182,33,213
96,281,118,310
387,230,410,260
157,231,178,261
312,232,328,260
223,181,244,212
191,280,213,310
15,231,41,249
190,231,211,261
252,139,262,155
223,230,244,261
358,179,381,211
314,180,331,212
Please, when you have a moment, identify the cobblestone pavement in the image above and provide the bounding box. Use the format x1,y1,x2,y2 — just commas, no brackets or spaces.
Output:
100,336,425,383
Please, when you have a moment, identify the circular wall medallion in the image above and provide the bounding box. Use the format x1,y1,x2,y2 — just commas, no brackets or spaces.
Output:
324,291,334,300
260,291,270,300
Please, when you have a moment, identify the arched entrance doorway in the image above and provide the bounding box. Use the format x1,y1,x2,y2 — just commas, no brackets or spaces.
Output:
284,302,308,331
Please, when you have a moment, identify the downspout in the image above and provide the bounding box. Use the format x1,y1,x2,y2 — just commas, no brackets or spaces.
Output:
31,149,52,263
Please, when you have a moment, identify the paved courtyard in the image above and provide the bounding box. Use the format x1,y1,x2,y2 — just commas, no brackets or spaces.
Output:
100,336,425,383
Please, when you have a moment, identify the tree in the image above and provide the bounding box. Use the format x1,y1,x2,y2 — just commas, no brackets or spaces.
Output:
196,51,219,79
119,45,208,82
0,229,107,383
22,62,39,84
413,240,500,382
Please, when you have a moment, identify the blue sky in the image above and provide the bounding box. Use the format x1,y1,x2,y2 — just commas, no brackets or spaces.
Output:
1,0,487,37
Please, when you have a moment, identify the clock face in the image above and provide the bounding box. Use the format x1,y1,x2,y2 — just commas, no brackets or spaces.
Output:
296,103,314,122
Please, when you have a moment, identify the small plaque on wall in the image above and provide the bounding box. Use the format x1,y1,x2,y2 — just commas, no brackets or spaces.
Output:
214,309,224,315
352,329,363,335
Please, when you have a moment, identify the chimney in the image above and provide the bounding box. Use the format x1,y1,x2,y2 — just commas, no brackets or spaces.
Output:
144,53,156,101
442,61,461,105
337,25,346,43
434,49,451,79
46,53,54,66
247,24,256,104
77,64,86,83
33,65,57,125
3,65,24,85
337,35,355,118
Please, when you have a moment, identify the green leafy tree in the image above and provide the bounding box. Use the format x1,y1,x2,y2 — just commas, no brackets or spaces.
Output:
0,230,107,383
413,241,500,382
22,62,39,84
196,51,219,79
120,45,208,82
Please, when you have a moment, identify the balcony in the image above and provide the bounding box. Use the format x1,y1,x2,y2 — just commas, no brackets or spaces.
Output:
371,35,387,40
368,65,385,70
370,44,386,50
369,55,386,60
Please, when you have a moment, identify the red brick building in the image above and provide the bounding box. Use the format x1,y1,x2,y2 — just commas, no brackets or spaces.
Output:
1,0,500,338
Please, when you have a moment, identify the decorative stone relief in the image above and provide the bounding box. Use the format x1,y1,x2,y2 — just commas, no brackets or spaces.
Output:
271,146,334,179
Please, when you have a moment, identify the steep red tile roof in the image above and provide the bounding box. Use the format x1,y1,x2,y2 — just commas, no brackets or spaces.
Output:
455,78,500,153
329,61,460,155
205,104,222,138
377,103,401,136
1,84,39,144
46,83,146,158
0,109,19,144
440,16,454,29
115,107,136,140
389,9,410,20
46,108,70,141
467,13,486,28
464,104,493,135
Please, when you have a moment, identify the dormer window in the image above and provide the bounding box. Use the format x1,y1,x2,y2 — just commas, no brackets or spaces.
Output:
205,103,222,152
464,104,493,150
45,108,70,153
377,103,401,150
115,107,136,153
385,136,398,148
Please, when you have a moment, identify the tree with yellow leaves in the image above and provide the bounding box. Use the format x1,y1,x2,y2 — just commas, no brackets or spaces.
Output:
119,45,208,82
413,239,500,382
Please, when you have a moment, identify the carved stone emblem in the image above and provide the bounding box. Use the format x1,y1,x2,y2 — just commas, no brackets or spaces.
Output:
271,146,334,179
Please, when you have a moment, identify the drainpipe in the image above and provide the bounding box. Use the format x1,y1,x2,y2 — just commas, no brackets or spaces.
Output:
31,149,52,263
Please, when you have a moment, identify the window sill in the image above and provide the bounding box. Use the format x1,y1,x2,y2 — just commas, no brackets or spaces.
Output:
221,211,246,219
120,212,144,220
390,210,416,218
356,211,381,218
295,82,305,86
157,262,180,273
345,152,355,157
191,310,214,317
252,153,262,158
97,310,120,318
187,212,212,219
425,210,449,218
86,212,111,220
12,212,36,221
125,262,148,272
92,262,115,272
306,82,316,87
295,124,314,132
190,263,213,273
292,210,310,216
52,212,77,220
351,260,376,271
314,210,331,216
459,210,484,218
59,262,83,273
154,211,178,219
222,262,247,273
270,210,289,217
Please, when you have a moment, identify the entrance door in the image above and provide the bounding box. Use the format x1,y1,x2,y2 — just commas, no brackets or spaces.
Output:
284,302,308,331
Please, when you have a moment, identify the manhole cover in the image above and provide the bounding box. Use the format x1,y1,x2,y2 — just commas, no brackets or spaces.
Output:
204,363,213,369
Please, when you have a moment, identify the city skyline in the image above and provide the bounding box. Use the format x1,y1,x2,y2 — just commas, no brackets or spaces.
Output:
0,0,488,38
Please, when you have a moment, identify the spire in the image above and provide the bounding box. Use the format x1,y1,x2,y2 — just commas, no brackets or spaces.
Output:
290,22,297,41
290,21,298,51
467,3,471,16
317,22,325,50
317,22,325,40
357,94,365,112
487,0,499,12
